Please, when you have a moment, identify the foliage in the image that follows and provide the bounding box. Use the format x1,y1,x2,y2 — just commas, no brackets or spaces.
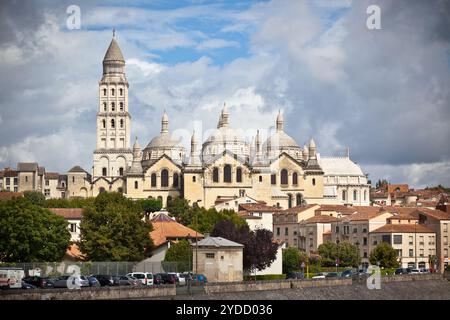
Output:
0,198,71,262
164,239,191,272
138,198,163,219
45,197,96,208
243,274,286,281
211,220,278,272
79,192,154,261
282,247,309,273
166,197,247,234
375,179,389,189
369,242,399,268
318,241,361,267
23,191,46,207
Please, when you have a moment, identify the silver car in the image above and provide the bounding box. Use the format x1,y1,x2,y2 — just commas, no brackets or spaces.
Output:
52,275,90,288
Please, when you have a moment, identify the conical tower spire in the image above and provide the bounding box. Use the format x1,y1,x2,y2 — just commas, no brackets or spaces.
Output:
161,110,169,134
220,102,229,128
276,109,284,132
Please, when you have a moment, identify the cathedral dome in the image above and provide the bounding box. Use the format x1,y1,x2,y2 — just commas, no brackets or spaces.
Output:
142,112,185,166
201,104,250,162
263,111,302,160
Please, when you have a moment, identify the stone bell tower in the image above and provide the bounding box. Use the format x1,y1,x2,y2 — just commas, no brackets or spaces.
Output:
93,31,133,180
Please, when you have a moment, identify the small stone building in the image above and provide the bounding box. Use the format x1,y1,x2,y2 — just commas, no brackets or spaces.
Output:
191,237,244,283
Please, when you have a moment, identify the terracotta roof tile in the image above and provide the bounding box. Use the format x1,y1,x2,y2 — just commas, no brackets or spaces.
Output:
49,208,83,219
151,213,203,247
415,208,450,221
239,203,281,212
66,244,85,260
387,184,409,193
302,215,341,224
45,172,60,179
0,192,23,201
278,204,318,215
371,224,435,234
315,205,355,215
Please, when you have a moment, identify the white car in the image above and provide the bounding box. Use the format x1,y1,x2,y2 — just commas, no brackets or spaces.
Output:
312,273,326,279
169,273,186,286
126,272,154,285
410,269,420,274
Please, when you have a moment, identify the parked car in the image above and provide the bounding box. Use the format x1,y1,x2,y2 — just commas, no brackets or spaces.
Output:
286,272,305,279
394,268,412,275
168,273,185,285
87,276,101,287
177,273,189,285
410,269,421,274
21,281,37,290
126,272,154,286
419,268,430,274
312,273,326,279
22,276,54,288
52,275,90,288
157,273,178,284
340,269,355,278
0,268,25,289
153,273,164,285
113,275,141,286
191,274,207,285
325,272,340,278
93,275,115,287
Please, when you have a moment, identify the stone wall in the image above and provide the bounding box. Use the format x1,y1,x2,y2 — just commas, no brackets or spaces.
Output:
0,284,176,300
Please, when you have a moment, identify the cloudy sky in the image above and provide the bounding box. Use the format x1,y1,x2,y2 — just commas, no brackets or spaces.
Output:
0,0,449,188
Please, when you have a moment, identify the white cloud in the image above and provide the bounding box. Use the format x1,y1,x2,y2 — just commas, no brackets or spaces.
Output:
196,38,240,50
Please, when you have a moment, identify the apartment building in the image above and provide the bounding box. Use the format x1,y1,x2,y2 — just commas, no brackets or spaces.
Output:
273,204,320,248
298,215,339,254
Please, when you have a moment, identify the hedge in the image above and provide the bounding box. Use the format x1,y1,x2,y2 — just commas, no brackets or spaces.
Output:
244,274,286,281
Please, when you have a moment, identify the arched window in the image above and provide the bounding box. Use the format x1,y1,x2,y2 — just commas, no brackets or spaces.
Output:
213,168,219,183
157,196,163,203
353,190,358,201
134,181,138,189
102,119,106,128
119,88,123,96
102,167,107,176
103,88,107,96
296,194,302,206
224,165,232,183
288,194,292,209
99,187,106,194
312,178,316,186
193,176,196,183
259,175,262,182
173,173,179,188
111,119,115,128
281,169,288,185
103,103,107,111
342,190,347,201
111,102,115,111
151,173,157,187
120,102,124,111
120,119,124,128
161,169,169,187
111,88,115,96
119,167,124,176
271,174,276,185
292,172,298,185
167,196,172,205
236,167,242,183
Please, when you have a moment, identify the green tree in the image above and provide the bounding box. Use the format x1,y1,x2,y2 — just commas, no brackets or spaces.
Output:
369,242,399,268
318,241,360,267
23,191,46,207
79,192,154,261
282,247,301,274
164,239,191,272
166,197,191,222
0,198,71,262
139,198,162,219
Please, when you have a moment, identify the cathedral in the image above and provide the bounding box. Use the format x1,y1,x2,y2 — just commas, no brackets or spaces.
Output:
86,34,370,209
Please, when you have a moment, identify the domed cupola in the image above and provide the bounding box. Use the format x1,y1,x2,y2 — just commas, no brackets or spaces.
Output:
142,111,185,167
263,110,302,160
201,103,250,163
